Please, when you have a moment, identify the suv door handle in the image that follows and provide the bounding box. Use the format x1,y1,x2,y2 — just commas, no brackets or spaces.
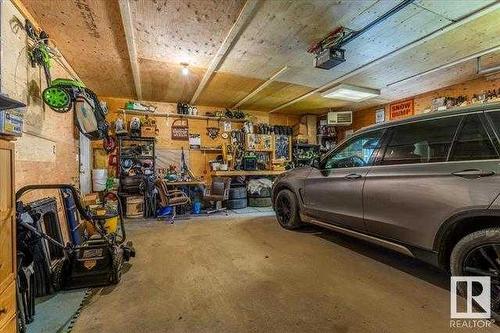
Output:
451,169,495,179
345,173,362,180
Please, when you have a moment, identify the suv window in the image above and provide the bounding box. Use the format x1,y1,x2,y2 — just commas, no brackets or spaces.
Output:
380,116,460,165
449,114,498,161
322,130,383,169
486,110,500,137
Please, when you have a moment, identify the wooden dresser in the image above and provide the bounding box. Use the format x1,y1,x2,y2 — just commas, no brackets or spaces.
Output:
0,139,16,332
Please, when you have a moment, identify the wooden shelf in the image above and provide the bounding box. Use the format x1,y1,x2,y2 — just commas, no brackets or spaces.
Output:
246,149,273,152
161,180,206,186
212,170,286,176
190,147,222,152
120,109,246,122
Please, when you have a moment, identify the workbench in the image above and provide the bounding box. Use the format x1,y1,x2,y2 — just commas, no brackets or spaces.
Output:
212,170,286,176
162,180,205,186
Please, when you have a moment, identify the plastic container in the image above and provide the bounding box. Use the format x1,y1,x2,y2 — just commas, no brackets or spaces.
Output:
92,169,108,192
192,201,202,214
126,196,144,218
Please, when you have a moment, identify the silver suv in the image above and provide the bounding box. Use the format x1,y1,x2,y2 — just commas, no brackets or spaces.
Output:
273,103,500,311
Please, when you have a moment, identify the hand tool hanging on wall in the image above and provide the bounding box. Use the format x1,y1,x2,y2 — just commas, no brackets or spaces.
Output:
206,119,220,140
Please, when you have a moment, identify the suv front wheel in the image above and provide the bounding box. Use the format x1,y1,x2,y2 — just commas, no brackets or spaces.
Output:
450,228,500,314
275,189,302,230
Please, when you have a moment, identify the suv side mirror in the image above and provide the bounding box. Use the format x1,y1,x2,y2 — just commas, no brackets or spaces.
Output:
312,159,320,169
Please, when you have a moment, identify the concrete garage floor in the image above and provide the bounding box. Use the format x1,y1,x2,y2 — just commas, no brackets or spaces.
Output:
71,215,493,333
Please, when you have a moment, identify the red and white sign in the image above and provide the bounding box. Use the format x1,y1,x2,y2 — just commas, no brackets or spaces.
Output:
389,99,414,120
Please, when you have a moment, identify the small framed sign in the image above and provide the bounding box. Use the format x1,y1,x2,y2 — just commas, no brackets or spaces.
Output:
189,134,201,149
171,118,189,140
389,99,414,120
375,108,385,123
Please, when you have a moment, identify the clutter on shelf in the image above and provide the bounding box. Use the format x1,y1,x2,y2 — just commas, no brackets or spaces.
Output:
429,89,500,112
293,143,320,167
125,101,157,113
177,102,198,115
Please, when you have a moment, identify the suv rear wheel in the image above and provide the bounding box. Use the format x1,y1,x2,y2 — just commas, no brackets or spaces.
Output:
450,228,500,314
275,189,302,229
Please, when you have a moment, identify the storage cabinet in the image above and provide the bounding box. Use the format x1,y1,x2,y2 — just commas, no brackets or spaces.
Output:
0,139,16,332
0,316,15,333
0,281,15,330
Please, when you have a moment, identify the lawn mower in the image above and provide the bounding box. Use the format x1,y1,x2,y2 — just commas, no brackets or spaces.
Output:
16,184,135,290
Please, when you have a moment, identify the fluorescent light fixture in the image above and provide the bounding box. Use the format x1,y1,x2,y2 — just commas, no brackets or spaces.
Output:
321,84,380,102
181,63,189,76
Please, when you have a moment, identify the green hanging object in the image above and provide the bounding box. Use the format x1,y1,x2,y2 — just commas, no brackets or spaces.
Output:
42,78,86,113
42,86,71,111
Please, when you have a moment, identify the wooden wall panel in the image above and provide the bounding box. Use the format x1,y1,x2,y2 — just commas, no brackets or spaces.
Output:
196,72,264,107
2,0,80,190
2,0,81,244
101,97,299,182
241,81,312,111
290,94,351,114
130,0,245,68
22,0,134,97
140,59,203,102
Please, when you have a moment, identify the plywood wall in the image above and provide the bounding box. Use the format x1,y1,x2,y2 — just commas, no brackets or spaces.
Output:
100,97,300,182
1,0,83,243
349,76,500,131
1,0,80,191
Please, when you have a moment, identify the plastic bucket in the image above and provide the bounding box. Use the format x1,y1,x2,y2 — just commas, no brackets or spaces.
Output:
104,216,118,233
192,201,202,214
92,169,108,192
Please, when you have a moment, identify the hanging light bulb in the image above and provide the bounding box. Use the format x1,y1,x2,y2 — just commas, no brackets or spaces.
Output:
181,63,189,76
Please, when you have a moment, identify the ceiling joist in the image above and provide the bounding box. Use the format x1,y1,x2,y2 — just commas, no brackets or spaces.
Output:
387,45,500,87
233,66,288,108
190,0,261,104
269,1,500,113
119,0,142,100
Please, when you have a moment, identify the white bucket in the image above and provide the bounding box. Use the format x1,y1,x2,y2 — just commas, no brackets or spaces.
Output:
92,169,108,192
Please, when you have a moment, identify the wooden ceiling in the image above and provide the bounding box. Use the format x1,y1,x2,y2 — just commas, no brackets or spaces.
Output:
20,0,500,115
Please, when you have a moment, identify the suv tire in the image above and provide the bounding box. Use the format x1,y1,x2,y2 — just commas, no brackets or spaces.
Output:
275,189,302,230
450,228,500,314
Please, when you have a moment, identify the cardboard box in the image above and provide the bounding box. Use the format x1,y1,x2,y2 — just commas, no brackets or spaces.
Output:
293,123,307,136
141,126,157,137
82,193,99,206
0,109,24,136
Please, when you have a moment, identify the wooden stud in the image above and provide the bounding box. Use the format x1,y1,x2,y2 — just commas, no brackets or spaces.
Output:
190,0,261,104
233,66,288,108
118,0,142,100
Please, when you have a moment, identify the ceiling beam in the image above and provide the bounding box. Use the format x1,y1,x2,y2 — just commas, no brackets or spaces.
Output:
387,45,500,87
233,66,288,108
118,0,142,100
190,0,261,104
269,1,500,113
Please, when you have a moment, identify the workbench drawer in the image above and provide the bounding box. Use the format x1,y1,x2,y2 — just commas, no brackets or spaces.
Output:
0,281,15,330
0,216,14,294
0,315,15,333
